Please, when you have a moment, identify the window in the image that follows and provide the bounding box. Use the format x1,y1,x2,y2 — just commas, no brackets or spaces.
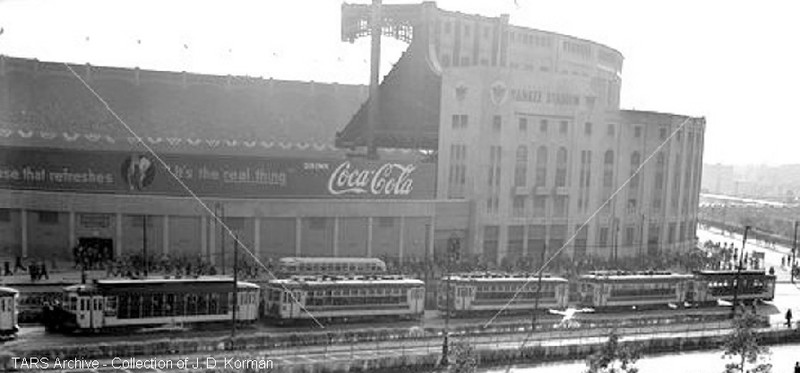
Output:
375,217,394,228
535,146,548,187
493,115,502,132
514,146,528,187
555,147,568,187
607,124,615,137
451,114,468,129
625,227,635,246
512,196,526,217
554,196,567,217
309,217,327,230
660,127,668,140
559,121,568,134
599,227,609,247
519,118,528,132
38,211,59,224
634,126,642,138
603,150,614,187
584,122,592,136
533,196,546,217
540,119,548,133
444,21,452,34
464,25,470,37
0,209,10,222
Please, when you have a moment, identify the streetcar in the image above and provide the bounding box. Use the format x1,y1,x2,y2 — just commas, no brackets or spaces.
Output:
263,274,425,323
437,272,570,317
577,271,695,310
691,269,776,304
43,277,259,332
4,281,68,323
0,286,19,338
276,257,387,277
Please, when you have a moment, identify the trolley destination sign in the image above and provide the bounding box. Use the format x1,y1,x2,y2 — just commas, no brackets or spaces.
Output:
0,147,435,199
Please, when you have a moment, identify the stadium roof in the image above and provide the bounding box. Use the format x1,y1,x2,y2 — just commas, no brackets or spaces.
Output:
0,56,377,158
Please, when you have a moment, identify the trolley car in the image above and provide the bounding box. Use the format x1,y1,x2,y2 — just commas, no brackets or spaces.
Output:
691,270,776,304
0,286,19,338
577,271,695,310
276,257,387,277
44,277,259,332
437,272,570,317
5,281,68,323
264,275,425,323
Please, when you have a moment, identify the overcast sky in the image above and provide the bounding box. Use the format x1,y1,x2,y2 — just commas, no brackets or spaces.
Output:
0,0,798,166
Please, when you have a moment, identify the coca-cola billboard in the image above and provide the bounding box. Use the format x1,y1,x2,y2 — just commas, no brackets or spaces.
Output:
0,147,436,199
328,161,416,196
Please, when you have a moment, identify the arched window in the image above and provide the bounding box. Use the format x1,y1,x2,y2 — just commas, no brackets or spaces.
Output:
603,150,614,187
514,145,528,187
630,152,641,189
555,147,568,187
604,150,614,165
535,146,548,187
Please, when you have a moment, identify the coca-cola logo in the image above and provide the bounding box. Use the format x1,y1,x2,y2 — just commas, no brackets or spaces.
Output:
328,161,416,196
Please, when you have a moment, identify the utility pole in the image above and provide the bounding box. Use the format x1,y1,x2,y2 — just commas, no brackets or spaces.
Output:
792,221,798,284
441,249,451,366
532,243,547,331
232,234,238,339
731,225,750,319
220,203,226,275
142,214,148,277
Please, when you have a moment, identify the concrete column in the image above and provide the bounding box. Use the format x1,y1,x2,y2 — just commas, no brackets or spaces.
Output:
427,217,435,257
200,216,208,260
332,217,339,257
115,213,123,257
522,223,529,256
253,217,261,258
21,209,28,258
366,217,374,257
208,216,217,265
295,217,302,256
68,211,76,248
162,215,170,255
398,216,405,262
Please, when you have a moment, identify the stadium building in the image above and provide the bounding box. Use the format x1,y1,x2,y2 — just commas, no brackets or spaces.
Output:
0,2,704,268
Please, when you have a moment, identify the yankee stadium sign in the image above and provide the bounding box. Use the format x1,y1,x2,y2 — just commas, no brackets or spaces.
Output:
328,161,416,196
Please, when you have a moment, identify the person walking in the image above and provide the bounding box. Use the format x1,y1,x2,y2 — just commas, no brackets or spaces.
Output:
794,361,799,373
787,309,794,328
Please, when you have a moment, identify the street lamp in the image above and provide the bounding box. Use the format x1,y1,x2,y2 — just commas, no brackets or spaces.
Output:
730,225,750,319
792,221,798,284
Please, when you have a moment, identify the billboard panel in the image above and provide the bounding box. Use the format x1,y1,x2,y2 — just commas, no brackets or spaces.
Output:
0,147,436,199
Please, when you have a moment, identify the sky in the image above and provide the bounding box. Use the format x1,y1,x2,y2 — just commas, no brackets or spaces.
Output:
0,0,798,166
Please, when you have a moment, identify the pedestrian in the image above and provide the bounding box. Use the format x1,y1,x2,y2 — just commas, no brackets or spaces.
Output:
787,309,794,328
794,361,800,373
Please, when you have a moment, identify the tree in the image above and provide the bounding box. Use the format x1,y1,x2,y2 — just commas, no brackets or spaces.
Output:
722,312,772,373
585,330,641,373
448,340,478,373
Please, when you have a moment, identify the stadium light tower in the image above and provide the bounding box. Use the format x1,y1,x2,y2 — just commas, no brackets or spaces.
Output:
366,0,382,159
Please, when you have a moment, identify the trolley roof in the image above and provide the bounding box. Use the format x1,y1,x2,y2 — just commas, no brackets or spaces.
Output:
444,272,568,283
0,286,19,296
63,277,259,293
580,271,694,281
694,270,775,277
269,275,423,287
278,257,386,265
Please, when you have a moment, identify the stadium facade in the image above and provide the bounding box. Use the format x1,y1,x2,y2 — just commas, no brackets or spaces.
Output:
0,2,704,267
